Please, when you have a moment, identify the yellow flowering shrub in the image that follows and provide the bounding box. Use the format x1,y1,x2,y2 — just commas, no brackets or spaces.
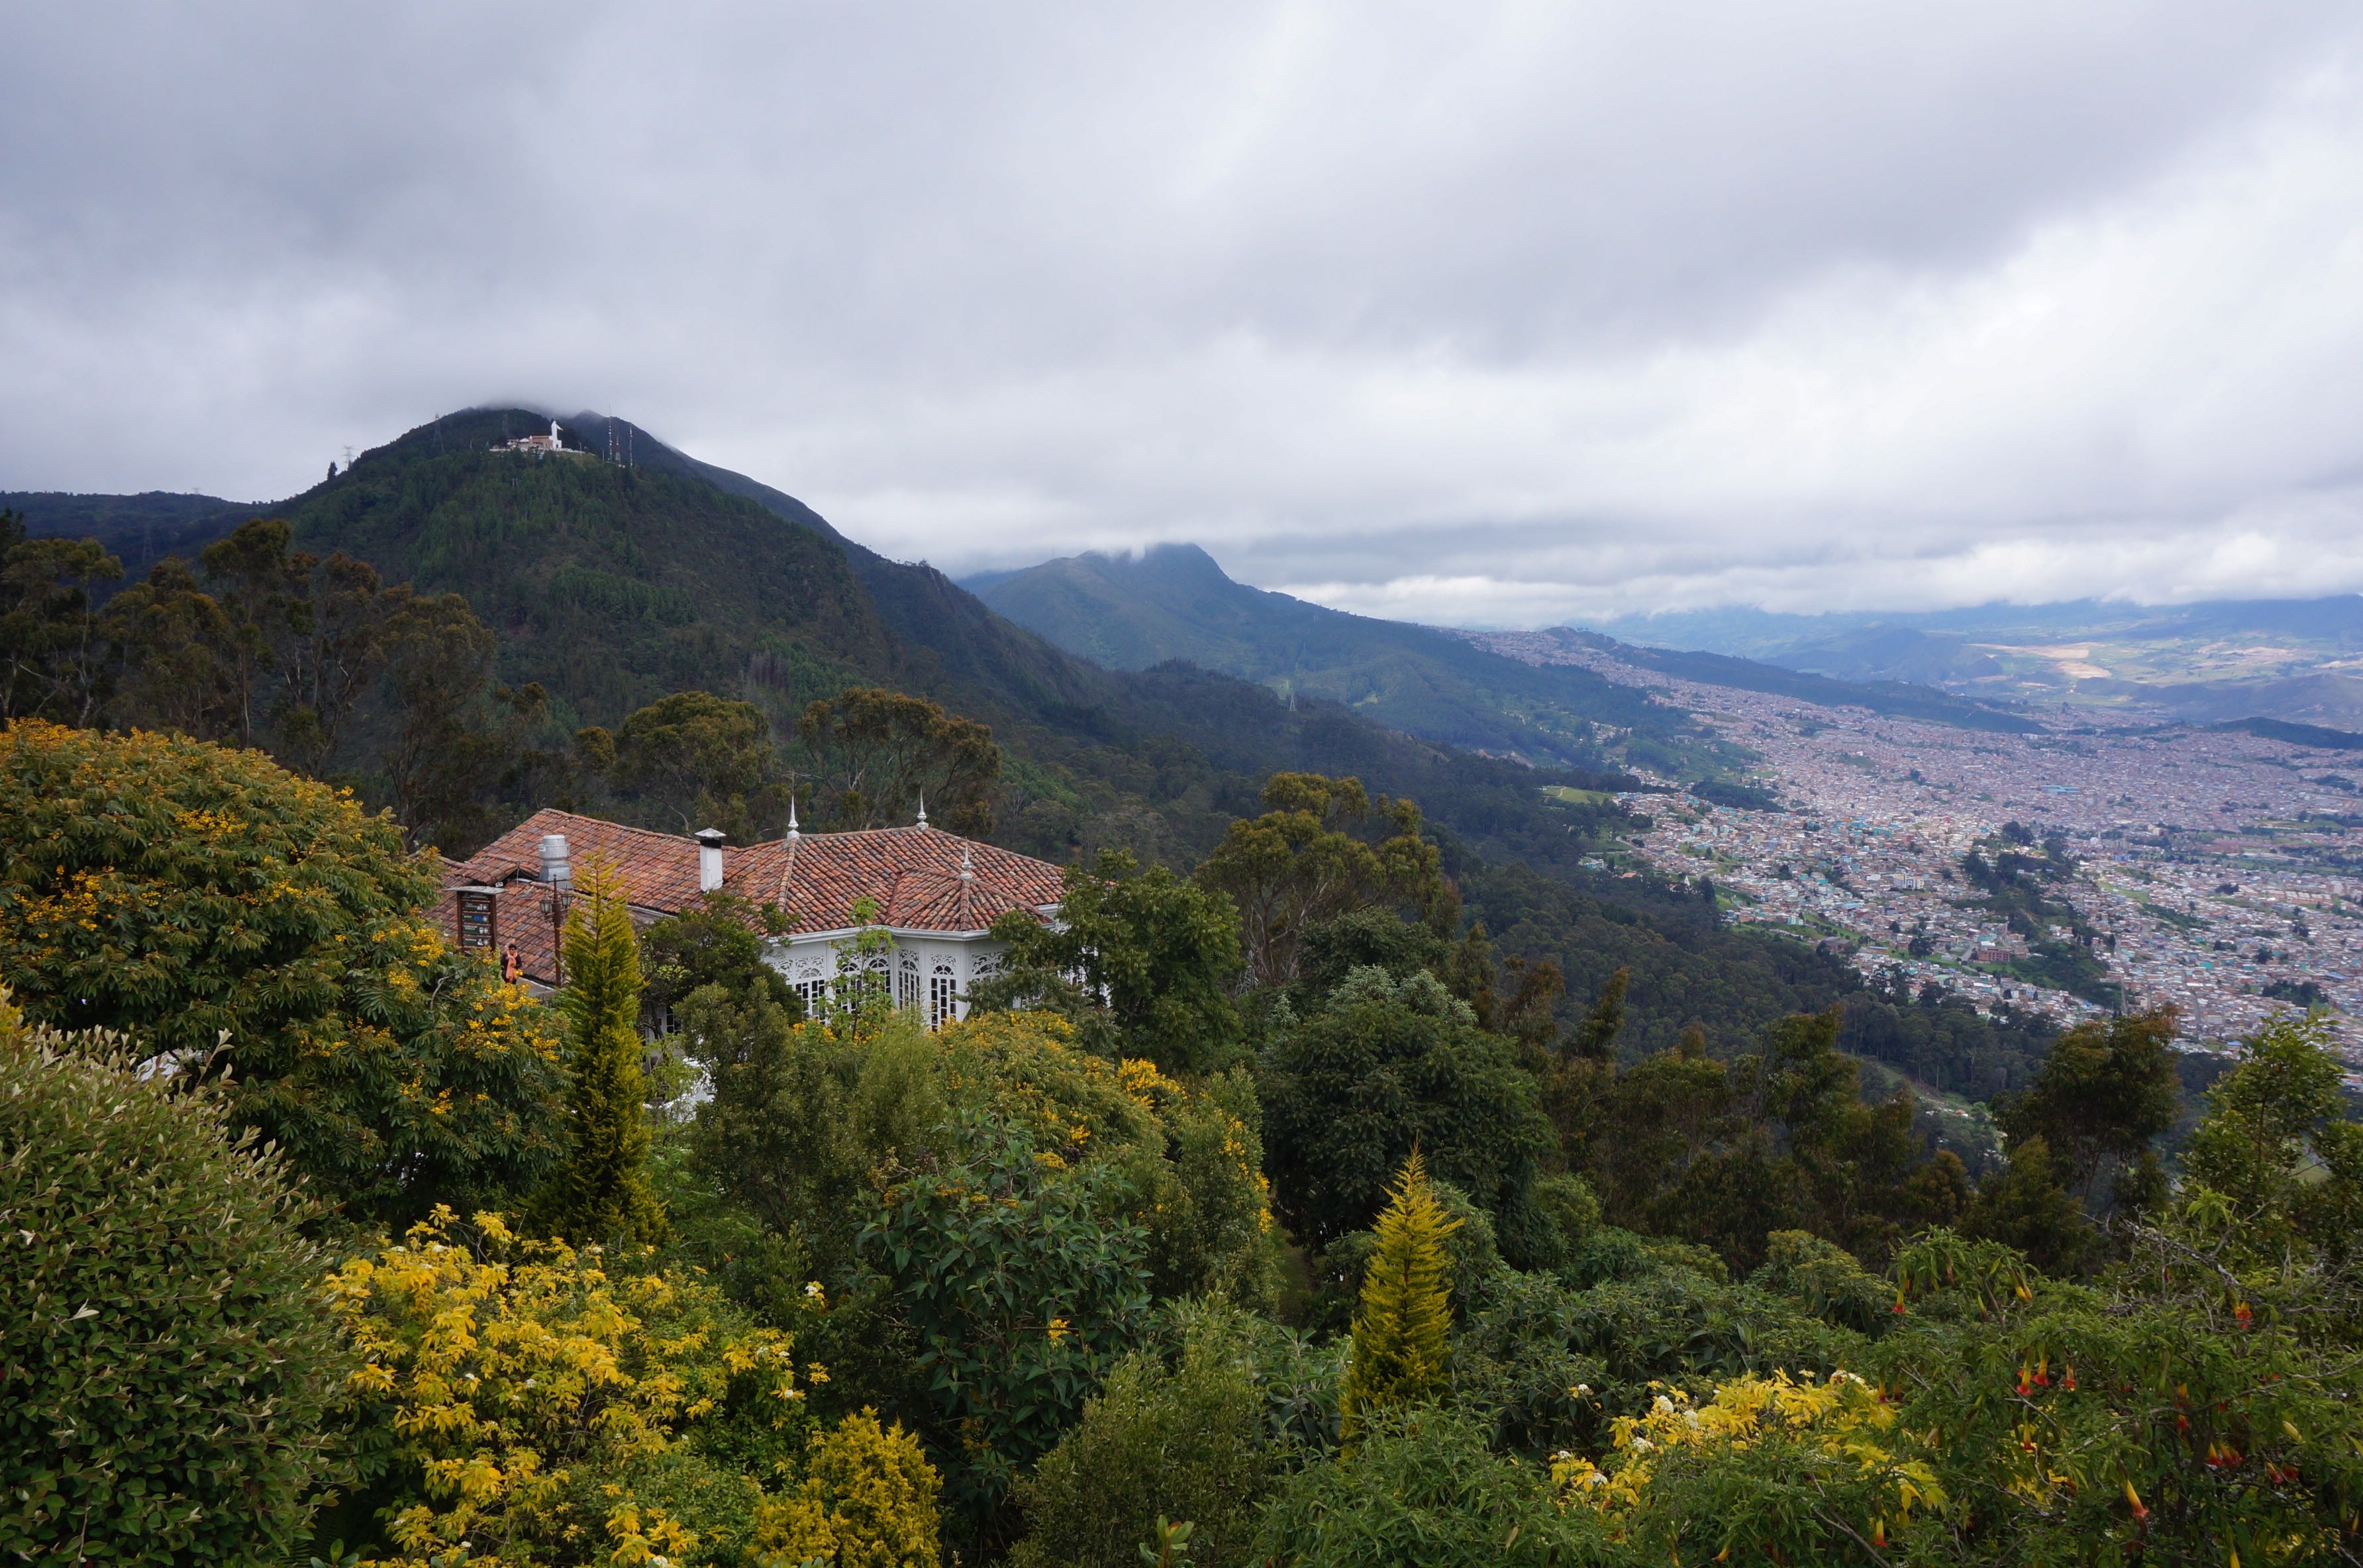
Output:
935,1012,1281,1306
754,1410,942,1568
1554,1371,1941,1561
329,1208,815,1567
0,720,566,1225
934,1010,1156,1162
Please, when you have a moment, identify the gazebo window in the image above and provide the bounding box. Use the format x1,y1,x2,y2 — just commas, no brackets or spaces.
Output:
929,959,958,1030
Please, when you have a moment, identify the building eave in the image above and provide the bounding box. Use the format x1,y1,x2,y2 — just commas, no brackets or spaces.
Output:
775,924,1003,945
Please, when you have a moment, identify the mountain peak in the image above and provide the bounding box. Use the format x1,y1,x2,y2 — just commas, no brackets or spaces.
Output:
1093,541,1228,582
971,540,1682,767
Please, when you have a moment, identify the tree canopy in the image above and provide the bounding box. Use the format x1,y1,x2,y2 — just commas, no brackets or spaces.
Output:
1260,961,1555,1256
0,993,351,1567
973,848,1244,1075
1198,773,1444,987
796,685,1000,836
0,720,564,1224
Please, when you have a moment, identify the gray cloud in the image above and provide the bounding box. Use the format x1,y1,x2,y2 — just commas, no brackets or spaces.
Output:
3,2,2360,622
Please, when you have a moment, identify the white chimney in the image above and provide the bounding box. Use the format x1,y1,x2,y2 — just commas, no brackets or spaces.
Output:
539,833,572,889
694,828,727,893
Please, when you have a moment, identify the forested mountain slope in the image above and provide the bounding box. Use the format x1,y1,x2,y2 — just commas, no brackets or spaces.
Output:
571,412,1125,729
0,488,262,587
969,543,1701,771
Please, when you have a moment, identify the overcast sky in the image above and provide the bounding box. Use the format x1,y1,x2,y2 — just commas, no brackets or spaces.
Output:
5,3,2362,624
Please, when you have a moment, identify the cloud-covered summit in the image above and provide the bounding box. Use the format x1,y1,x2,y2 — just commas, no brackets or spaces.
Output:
4,3,2360,623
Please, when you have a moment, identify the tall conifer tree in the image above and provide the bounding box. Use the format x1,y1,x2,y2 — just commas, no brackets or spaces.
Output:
1339,1150,1459,1436
536,859,666,1246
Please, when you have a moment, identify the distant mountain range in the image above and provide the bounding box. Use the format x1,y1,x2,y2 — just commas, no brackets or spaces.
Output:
3,488,266,585
967,544,2050,763
966,542,1713,771
1579,598,2363,726
1480,628,2046,736
21,454,2360,742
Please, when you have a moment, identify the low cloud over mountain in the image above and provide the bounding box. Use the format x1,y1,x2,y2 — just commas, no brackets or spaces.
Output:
6,4,2363,622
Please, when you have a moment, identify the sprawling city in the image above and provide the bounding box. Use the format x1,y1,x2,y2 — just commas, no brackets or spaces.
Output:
1491,631,2362,1084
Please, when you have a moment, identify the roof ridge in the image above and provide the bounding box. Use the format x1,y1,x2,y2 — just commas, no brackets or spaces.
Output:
501,807,700,850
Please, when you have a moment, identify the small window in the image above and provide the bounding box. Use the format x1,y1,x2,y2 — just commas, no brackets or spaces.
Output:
898,953,921,1011
929,961,958,1030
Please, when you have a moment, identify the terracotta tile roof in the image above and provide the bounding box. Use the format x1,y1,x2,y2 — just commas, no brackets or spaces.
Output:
427,808,1067,986
737,824,1068,934
448,808,711,909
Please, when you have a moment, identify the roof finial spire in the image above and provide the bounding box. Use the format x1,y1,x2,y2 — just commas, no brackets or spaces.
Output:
916,791,928,828
785,795,800,840
960,843,974,879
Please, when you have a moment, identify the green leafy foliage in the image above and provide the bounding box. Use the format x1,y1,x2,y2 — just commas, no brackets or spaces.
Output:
85,515,546,855
1838,969,2060,1101
681,983,948,1287
0,720,563,1224
1874,1220,2363,1565
640,888,797,1018
757,1408,946,1568
1958,1136,2104,1277
1995,1007,2180,1213
597,687,791,838
2180,1011,2363,1265
795,685,1001,836
327,1208,940,1568
856,1119,1153,1534
0,993,350,1565
974,848,1244,1075
534,860,666,1246
1252,1407,1603,1567
685,992,1279,1311
680,993,1283,1546
1560,1006,1924,1271
1450,1235,1873,1459
0,509,120,726
1011,1304,1280,1568
1198,773,1444,988
1260,963,1556,1255
374,586,552,854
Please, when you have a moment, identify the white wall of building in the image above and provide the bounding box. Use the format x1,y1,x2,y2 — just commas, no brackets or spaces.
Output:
765,928,1008,1027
